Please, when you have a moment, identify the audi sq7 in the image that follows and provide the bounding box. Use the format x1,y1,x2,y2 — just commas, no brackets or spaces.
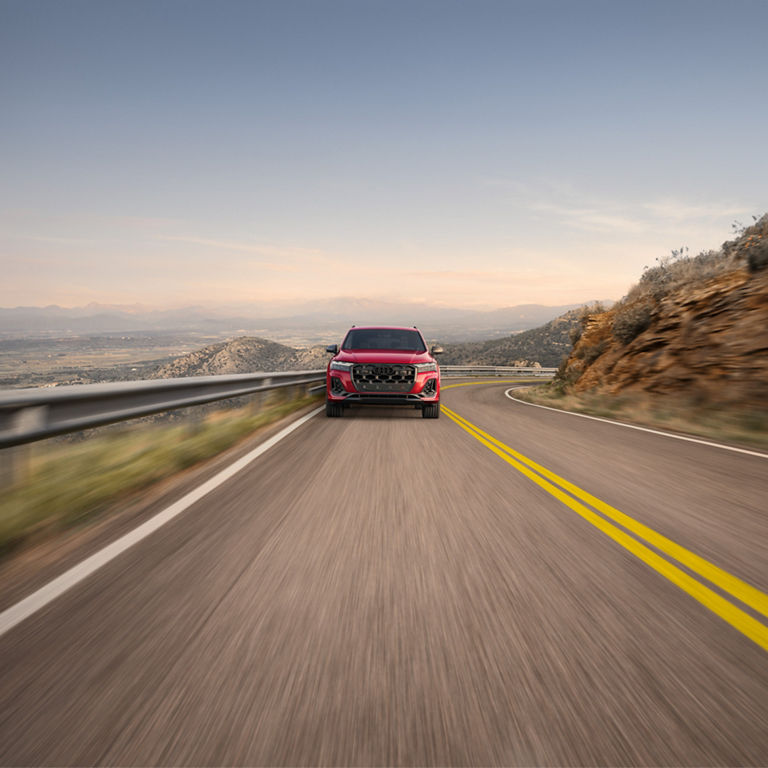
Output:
325,326,442,418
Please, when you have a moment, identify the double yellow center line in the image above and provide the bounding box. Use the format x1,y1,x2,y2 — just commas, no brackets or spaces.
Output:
441,400,768,652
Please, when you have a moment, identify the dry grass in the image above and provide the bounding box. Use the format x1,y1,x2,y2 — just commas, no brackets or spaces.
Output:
0,391,321,557
607,214,768,348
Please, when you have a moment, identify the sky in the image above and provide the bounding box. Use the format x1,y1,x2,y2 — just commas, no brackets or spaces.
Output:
1,0,766,310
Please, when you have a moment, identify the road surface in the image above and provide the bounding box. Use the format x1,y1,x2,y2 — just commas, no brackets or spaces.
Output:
0,380,766,765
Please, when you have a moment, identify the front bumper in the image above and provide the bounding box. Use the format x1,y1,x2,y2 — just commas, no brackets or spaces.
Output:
327,369,440,403
334,393,431,406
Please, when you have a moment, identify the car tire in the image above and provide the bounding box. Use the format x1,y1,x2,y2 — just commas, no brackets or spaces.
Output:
326,400,344,417
422,402,440,419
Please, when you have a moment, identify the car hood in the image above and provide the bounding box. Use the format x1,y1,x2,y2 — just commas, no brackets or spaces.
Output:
335,350,433,365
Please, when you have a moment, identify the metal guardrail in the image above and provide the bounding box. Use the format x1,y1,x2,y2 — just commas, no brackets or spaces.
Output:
440,365,556,377
0,365,555,450
0,370,325,449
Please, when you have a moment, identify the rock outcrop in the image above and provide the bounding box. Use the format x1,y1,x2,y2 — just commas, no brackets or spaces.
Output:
559,216,768,408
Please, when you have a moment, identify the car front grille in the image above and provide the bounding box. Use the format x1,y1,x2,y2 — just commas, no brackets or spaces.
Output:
352,364,415,392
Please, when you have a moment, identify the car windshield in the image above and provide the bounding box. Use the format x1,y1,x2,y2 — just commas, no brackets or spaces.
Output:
342,328,426,352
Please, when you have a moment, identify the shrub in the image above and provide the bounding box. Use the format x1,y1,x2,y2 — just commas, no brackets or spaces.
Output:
574,336,608,364
612,303,653,344
569,325,582,345
745,236,768,272
580,339,609,364
551,356,578,394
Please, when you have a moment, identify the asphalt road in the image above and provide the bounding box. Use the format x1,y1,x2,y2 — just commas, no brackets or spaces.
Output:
1,380,766,766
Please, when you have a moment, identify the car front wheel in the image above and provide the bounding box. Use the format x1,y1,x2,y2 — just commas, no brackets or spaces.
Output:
326,400,344,417
422,402,440,419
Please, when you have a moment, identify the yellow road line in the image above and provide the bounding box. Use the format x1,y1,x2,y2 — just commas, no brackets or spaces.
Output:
443,404,768,652
443,405,768,619
442,379,534,389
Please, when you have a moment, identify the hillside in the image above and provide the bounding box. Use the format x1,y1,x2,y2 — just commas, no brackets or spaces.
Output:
439,309,583,367
553,215,768,410
153,337,329,378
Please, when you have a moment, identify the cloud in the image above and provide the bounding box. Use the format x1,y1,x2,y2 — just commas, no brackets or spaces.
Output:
404,266,600,290
488,178,752,236
527,202,646,234
158,235,323,261
641,199,747,221
12,235,99,245
1,212,188,250
406,269,509,282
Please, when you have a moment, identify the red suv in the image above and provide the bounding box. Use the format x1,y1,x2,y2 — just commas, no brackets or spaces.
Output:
325,326,442,418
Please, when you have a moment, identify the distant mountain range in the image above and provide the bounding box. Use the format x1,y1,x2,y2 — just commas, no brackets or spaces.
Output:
0,299,601,343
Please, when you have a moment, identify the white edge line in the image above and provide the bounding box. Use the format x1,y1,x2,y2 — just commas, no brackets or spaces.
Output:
505,388,768,459
0,405,324,638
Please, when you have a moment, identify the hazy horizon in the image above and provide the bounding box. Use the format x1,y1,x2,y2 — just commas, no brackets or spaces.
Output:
3,0,766,309
0,296,602,313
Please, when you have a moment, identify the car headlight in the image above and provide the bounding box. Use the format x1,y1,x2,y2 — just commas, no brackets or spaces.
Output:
330,361,354,371
414,363,437,372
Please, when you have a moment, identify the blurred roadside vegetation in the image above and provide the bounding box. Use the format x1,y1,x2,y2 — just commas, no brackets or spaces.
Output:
514,385,768,451
0,391,320,558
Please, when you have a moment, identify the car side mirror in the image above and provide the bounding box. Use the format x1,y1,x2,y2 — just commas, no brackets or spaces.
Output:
326,344,339,354
431,345,444,355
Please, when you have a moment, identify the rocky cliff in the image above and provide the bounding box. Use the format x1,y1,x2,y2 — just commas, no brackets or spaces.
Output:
558,216,768,408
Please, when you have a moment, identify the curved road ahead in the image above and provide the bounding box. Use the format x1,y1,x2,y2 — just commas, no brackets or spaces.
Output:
1,380,766,765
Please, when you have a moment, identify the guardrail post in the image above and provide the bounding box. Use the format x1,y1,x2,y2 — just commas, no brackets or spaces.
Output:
187,403,206,434
0,406,46,488
0,446,22,490
249,379,271,414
